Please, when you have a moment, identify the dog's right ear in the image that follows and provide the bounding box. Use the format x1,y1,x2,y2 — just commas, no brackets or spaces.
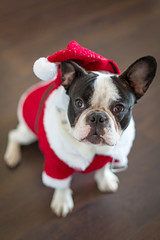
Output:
61,60,87,90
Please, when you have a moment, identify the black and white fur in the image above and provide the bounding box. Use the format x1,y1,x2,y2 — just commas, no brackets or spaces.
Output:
4,56,157,217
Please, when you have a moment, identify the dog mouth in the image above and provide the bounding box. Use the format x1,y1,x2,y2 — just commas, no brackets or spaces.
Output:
84,134,106,145
81,128,106,145
80,127,115,146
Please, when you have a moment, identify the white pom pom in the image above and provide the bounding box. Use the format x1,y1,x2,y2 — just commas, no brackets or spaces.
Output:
33,57,58,81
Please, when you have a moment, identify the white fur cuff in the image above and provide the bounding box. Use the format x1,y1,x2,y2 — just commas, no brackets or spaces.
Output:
42,172,72,189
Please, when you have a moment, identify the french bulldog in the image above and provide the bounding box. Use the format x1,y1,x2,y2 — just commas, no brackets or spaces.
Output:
4,56,157,217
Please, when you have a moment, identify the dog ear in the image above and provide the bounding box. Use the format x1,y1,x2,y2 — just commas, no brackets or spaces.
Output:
61,60,87,90
121,56,157,100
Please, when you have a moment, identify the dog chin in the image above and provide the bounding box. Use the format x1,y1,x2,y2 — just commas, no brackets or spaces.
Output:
80,135,114,146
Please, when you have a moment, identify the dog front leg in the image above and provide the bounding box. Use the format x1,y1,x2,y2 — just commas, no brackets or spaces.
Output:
4,122,37,168
51,187,74,217
94,163,119,192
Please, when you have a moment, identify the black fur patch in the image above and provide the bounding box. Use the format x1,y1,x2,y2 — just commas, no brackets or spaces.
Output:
67,72,136,131
67,72,98,127
111,76,136,130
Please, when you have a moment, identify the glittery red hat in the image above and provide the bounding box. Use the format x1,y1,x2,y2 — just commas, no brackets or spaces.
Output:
33,40,120,81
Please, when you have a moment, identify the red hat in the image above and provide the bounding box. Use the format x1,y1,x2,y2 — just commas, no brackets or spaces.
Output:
33,40,120,81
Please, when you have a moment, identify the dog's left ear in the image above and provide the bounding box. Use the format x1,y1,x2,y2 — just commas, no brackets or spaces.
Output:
61,60,87,90
121,56,157,100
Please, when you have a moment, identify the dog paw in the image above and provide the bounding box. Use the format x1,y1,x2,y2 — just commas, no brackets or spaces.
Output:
50,188,74,217
95,166,119,193
4,141,21,168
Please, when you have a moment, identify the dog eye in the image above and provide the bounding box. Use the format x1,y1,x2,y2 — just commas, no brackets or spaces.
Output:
75,98,85,109
113,104,125,113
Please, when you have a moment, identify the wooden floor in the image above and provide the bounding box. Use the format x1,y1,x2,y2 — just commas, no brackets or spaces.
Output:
0,0,160,239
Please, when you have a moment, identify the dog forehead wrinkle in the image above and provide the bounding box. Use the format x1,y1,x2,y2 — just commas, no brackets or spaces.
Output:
92,73,120,108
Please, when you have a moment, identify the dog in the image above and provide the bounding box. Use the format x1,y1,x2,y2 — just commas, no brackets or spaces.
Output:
4,42,157,217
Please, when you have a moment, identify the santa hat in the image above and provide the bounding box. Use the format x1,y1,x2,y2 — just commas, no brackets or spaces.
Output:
33,40,120,81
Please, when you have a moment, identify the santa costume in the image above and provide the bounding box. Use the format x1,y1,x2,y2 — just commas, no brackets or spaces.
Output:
18,41,130,189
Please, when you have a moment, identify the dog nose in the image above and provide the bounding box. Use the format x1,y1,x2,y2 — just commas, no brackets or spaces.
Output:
88,112,108,126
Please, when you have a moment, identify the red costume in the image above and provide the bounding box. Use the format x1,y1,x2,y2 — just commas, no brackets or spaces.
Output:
19,41,121,188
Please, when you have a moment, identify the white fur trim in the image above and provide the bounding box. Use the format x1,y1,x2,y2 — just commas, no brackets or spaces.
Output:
33,57,58,81
42,171,72,189
107,117,135,168
43,86,96,171
43,85,135,171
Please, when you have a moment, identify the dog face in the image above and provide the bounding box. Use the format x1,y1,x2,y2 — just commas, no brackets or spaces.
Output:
61,56,156,146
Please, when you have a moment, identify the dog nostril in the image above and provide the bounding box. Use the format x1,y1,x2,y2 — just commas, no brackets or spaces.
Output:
99,114,108,123
88,112,108,125
90,115,96,123
99,117,105,123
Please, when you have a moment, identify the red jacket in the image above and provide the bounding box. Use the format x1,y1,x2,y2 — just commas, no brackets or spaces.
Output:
19,71,118,187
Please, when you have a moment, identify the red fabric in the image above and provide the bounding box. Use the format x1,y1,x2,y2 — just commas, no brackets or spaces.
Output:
47,41,120,74
21,76,115,180
79,155,113,174
21,41,121,181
